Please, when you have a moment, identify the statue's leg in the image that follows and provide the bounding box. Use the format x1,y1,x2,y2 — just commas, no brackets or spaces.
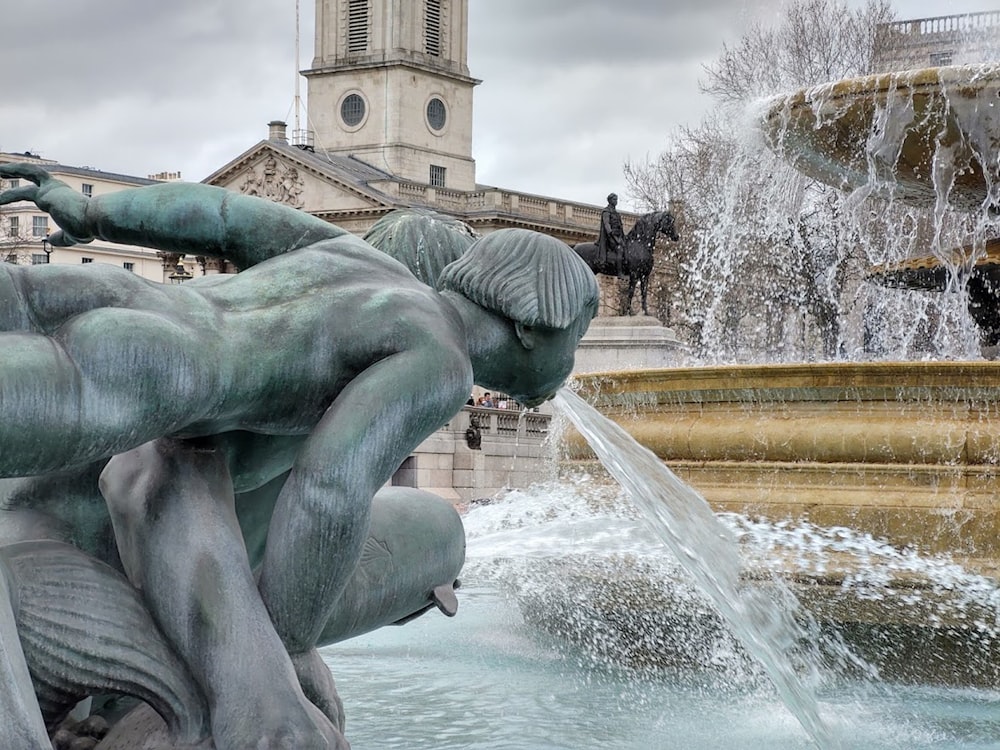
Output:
0,560,50,749
100,439,347,750
620,278,636,316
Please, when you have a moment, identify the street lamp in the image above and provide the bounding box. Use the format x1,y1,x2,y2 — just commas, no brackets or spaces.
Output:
169,262,193,283
41,233,51,262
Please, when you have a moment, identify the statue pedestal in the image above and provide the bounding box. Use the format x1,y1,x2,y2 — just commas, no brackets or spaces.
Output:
574,316,686,374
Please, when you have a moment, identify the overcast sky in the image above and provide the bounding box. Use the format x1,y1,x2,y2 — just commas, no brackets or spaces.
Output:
1,0,996,210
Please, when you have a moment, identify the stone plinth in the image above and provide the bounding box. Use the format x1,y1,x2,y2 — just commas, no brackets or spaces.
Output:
574,316,686,374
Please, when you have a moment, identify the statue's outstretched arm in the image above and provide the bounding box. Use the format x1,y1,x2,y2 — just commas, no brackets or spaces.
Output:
0,163,347,270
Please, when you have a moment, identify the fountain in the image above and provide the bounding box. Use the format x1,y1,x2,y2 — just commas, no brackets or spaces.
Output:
2,53,1000,750
320,478,1000,749
758,65,1000,214
557,62,1000,700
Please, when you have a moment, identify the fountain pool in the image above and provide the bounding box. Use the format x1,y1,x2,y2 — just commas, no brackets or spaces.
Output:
321,480,1000,750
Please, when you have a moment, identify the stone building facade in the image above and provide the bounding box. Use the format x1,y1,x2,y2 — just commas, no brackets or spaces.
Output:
204,0,616,250
873,10,1000,72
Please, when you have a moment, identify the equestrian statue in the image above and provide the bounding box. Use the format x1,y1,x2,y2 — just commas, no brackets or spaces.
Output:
573,199,680,316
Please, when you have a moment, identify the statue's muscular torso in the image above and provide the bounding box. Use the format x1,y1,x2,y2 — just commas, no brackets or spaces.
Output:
0,236,472,476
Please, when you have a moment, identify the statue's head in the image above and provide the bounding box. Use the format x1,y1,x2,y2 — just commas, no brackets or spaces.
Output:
607,193,618,205
364,208,478,287
659,211,680,241
437,228,599,406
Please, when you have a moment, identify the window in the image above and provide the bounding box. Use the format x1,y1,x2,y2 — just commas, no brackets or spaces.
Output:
347,0,368,53
32,254,48,265
123,262,135,272
425,0,442,56
341,93,366,127
929,51,953,66
5,254,17,264
4,179,19,190
429,165,446,187
8,216,19,236
32,216,48,237
81,257,93,264
426,97,446,131
81,183,93,197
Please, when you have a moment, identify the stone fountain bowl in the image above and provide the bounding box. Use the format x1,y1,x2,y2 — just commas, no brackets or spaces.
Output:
869,237,1000,291
558,361,1000,683
566,361,1000,560
758,64,1000,213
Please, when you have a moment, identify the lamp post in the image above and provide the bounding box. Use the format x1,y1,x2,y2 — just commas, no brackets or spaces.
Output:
41,233,51,263
169,262,193,283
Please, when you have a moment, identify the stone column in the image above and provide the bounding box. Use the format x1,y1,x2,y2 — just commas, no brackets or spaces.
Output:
197,256,228,275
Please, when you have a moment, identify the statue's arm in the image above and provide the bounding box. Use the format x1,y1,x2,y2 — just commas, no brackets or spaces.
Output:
0,163,347,270
257,342,471,654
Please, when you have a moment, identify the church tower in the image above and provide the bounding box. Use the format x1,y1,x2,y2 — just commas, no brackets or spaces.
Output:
304,0,479,191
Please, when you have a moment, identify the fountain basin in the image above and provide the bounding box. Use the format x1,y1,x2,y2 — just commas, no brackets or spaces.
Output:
561,363,1000,683
566,362,1000,561
759,64,1000,213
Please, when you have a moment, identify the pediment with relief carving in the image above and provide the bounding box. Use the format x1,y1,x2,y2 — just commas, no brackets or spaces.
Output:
211,148,385,216
236,154,305,208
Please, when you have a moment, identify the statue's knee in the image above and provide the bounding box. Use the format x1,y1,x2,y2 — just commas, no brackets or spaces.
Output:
99,450,148,509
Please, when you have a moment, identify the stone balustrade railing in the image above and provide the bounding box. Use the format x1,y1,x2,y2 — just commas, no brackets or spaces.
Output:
882,10,1000,36
463,406,550,439
386,181,604,231
394,406,553,502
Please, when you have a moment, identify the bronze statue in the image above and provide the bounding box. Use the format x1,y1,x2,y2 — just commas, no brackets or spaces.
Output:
0,163,599,749
573,210,680,316
596,192,626,278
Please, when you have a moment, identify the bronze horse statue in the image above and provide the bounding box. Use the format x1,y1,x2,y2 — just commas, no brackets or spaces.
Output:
573,210,679,316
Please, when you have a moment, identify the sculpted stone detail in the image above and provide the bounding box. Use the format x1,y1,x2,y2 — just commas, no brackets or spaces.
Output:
239,154,306,208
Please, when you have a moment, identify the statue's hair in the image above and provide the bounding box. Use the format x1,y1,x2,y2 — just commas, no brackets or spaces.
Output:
436,228,599,330
363,208,478,287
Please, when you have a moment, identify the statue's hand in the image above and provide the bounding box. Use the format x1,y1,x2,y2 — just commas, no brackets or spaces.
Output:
0,163,92,246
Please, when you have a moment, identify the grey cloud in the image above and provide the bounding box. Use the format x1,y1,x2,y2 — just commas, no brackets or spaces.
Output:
2,0,996,208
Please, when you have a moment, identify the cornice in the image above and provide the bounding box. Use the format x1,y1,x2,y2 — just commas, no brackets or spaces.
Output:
304,58,480,86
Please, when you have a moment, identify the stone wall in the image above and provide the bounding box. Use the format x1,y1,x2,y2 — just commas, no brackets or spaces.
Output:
391,406,555,503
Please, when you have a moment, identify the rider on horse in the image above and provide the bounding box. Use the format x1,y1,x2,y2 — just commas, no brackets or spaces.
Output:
597,193,627,278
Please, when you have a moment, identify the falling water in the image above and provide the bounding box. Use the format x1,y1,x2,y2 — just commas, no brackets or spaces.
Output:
668,64,1000,364
552,387,839,749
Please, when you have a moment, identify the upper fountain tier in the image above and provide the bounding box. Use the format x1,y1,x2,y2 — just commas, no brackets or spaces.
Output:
758,64,1000,214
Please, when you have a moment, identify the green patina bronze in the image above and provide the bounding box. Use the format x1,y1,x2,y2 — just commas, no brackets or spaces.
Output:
0,163,598,750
